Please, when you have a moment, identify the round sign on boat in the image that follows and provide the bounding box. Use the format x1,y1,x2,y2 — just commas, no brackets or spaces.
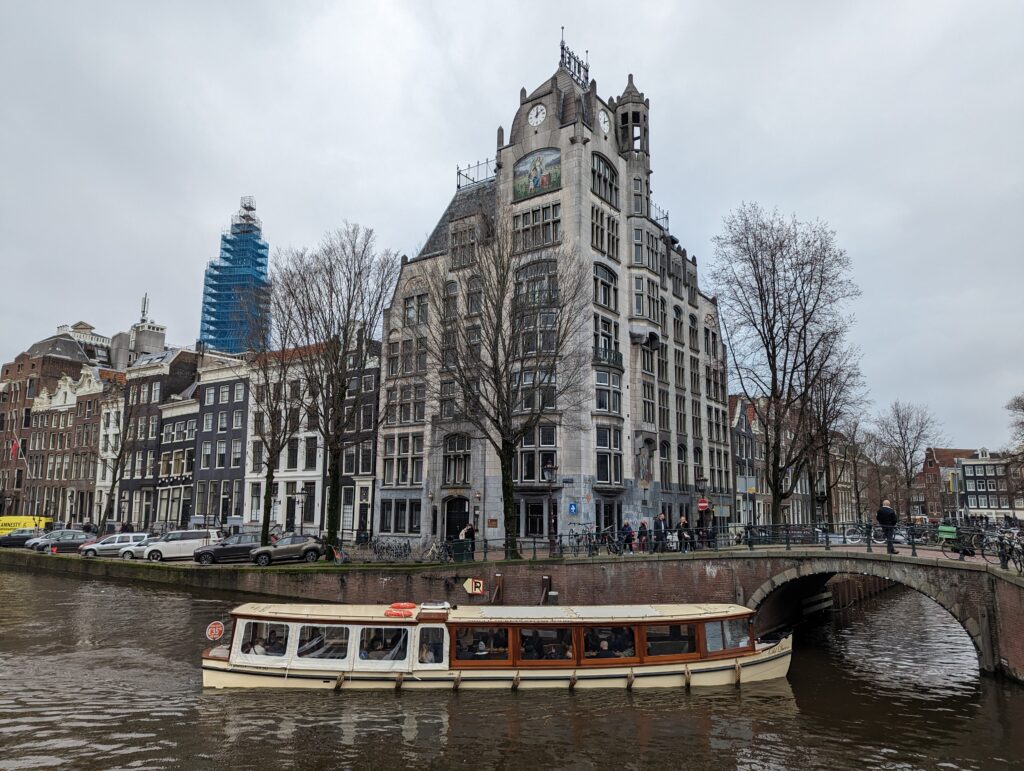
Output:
206,621,225,641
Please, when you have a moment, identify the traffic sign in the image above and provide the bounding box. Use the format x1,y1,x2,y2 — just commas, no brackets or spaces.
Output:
697,498,710,512
205,621,225,641
568,502,578,515
463,578,485,596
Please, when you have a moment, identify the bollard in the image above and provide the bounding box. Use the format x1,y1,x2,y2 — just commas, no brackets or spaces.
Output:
784,525,791,551
483,538,489,562
999,537,1009,571
747,528,754,552
865,523,872,554
841,526,847,546
824,527,831,551
959,536,966,561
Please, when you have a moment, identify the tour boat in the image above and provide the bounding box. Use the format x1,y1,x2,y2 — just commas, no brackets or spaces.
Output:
202,601,791,690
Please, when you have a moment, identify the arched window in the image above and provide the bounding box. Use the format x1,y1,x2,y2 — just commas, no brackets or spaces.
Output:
467,276,482,315
688,314,699,349
593,264,618,311
443,281,459,319
659,441,672,487
444,434,470,485
515,260,558,304
591,153,619,207
673,306,684,343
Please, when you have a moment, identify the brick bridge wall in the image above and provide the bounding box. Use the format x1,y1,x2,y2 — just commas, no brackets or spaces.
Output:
3,548,1023,682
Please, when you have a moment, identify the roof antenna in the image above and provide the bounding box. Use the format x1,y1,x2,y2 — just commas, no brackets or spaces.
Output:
561,26,564,43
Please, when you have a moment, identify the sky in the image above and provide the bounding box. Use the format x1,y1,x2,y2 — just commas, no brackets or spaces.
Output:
1,1,1021,448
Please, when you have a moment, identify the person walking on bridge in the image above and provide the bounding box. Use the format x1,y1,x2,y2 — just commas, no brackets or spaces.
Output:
876,499,898,555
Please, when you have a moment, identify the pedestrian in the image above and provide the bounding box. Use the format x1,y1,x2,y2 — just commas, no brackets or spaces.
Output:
638,520,649,553
653,512,668,553
621,521,634,553
121,520,134,533
876,499,898,555
676,516,690,553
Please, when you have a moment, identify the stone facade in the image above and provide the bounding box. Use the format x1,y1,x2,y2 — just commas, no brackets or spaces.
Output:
377,51,731,543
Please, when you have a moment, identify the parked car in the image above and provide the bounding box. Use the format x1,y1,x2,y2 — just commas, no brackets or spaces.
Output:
120,533,166,560
24,528,76,548
193,532,260,565
250,534,325,567
80,532,149,558
43,531,91,553
143,529,221,562
0,528,44,548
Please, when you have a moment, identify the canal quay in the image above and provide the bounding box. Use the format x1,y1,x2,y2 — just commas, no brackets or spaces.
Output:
2,566,1024,769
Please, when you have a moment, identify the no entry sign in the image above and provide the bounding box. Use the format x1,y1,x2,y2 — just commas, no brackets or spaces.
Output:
697,498,710,512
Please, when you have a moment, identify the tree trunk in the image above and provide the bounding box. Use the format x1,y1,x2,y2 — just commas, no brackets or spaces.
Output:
261,463,277,546
500,440,519,559
326,443,343,546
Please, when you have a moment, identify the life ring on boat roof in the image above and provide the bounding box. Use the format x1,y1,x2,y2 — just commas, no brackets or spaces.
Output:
385,608,413,618
390,602,417,610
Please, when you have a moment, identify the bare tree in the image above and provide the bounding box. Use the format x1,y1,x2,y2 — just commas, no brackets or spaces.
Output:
710,202,860,524
280,224,399,546
873,400,943,522
244,265,310,546
806,345,866,524
418,213,591,557
1002,394,1024,501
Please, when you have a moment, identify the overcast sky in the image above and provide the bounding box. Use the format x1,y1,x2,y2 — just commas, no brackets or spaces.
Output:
1,1,1021,448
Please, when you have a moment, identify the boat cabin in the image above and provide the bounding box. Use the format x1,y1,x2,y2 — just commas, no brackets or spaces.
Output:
223,603,755,672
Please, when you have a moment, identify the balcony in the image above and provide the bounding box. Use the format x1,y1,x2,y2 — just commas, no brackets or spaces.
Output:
593,347,623,369
512,290,560,312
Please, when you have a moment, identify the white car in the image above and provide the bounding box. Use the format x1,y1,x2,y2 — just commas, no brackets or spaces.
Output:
80,532,148,558
120,533,166,560
143,529,221,562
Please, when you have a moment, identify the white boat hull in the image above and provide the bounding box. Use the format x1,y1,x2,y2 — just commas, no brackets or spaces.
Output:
202,635,792,690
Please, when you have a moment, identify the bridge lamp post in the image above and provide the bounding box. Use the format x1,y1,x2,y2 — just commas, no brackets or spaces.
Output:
294,488,307,536
543,462,559,554
696,475,708,527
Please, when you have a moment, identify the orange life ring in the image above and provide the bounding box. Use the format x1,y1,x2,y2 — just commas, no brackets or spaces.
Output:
390,602,417,610
384,608,413,618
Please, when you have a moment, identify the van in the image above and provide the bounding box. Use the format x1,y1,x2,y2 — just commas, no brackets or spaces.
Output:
143,529,221,562
0,516,53,536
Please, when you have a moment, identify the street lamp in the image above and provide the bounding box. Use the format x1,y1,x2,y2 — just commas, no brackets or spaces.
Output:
295,488,307,536
543,462,559,553
68,491,75,525
695,474,708,526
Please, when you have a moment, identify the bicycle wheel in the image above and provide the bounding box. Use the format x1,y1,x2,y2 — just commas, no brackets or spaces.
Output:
940,539,959,560
843,526,863,544
1012,548,1024,575
981,539,1002,564
871,526,886,544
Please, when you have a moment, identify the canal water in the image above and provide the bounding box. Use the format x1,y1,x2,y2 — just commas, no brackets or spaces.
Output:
1,570,1022,770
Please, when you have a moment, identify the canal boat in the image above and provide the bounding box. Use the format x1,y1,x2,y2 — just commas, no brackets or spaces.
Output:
202,601,791,690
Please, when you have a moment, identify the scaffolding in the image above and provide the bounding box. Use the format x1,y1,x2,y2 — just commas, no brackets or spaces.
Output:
199,197,270,354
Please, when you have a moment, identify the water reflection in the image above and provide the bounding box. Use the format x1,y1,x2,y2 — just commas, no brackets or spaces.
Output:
2,569,1023,769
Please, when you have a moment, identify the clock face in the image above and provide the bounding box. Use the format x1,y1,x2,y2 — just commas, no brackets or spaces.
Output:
527,104,546,127
598,110,610,134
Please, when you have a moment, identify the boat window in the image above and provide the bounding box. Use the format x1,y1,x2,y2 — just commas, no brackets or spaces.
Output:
418,628,445,664
582,626,635,659
644,624,697,657
518,627,574,661
454,627,510,661
297,625,350,659
239,621,289,657
358,627,408,661
705,619,751,653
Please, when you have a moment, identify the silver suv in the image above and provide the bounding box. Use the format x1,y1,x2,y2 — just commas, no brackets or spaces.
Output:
249,534,325,567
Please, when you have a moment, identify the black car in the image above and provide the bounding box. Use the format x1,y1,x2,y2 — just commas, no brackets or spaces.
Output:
0,528,44,548
40,531,91,553
193,532,261,565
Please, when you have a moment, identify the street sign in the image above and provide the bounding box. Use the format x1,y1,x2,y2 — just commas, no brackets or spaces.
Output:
463,578,485,596
568,502,578,515
205,621,225,641
698,498,710,512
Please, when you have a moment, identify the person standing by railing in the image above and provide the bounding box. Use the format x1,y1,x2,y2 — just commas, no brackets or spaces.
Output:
877,499,898,555
653,512,668,553
677,516,691,553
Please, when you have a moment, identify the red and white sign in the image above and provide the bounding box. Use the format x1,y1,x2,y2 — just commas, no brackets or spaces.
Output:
697,498,710,512
205,621,225,641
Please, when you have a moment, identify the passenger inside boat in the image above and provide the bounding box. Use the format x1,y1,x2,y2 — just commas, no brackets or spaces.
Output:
358,627,408,660
240,621,289,657
455,627,508,660
583,626,635,658
418,628,444,663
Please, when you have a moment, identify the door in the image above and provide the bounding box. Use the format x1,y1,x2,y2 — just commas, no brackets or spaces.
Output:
445,498,469,540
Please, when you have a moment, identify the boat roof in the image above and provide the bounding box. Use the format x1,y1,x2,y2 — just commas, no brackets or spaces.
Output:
231,603,752,624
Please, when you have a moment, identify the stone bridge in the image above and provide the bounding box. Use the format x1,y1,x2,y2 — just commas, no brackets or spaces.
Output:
3,547,1024,682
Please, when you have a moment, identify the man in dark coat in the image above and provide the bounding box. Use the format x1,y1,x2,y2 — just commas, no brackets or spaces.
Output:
653,512,668,553
876,499,898,554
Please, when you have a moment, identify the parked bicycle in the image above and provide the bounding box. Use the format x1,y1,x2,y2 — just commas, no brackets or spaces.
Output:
418,538,453,564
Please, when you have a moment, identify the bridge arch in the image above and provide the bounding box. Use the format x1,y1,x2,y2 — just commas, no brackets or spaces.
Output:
745,556,990,668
